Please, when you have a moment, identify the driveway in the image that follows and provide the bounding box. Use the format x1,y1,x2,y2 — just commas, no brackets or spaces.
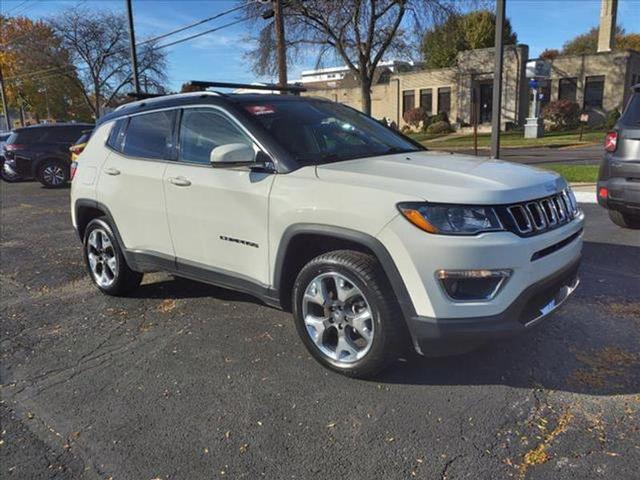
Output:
1,181,639,479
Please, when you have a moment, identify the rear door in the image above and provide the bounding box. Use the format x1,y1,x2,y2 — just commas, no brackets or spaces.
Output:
97,110,176,259
163,107,274,285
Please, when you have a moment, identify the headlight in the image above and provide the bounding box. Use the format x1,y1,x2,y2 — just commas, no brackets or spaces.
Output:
397,202,504,235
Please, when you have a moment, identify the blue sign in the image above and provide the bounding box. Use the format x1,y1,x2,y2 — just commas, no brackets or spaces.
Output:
529,78,539,89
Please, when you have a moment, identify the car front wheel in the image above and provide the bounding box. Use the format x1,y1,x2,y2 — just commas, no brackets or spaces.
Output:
292,250,407,378
83,218,143,295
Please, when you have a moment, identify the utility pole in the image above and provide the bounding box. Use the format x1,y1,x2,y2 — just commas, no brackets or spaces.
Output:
0,64,11,130
273,0,288,88
125,0,141,95
490,0,505,159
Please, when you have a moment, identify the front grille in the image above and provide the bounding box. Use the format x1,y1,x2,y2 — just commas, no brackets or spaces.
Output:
500,189,579,237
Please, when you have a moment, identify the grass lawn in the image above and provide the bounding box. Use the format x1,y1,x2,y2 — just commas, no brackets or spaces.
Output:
408,129,606,150
537,164,599,183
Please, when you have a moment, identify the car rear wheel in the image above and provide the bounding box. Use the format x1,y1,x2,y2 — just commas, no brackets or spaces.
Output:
292,250,407,378
84,218,143,295
38,160,68,188
608,210,640,229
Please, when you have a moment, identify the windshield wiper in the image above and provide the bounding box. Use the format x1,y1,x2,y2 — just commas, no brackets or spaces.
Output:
379,147,418,156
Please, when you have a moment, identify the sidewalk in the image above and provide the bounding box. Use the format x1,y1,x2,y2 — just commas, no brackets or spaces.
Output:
570,182,596,204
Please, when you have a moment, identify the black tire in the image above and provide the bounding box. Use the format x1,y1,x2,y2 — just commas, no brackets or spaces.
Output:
608,210,640,229
37,159,68,188
292,250,408,378
83,217,142,296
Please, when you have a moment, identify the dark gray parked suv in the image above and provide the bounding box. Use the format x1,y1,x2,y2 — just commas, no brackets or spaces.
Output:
597,84,640,229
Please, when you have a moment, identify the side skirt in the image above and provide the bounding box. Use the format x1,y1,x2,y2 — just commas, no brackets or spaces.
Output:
126,249,281,309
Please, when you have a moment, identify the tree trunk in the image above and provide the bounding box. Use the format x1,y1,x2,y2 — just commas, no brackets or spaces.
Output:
93,78,101,119
360,77,372,116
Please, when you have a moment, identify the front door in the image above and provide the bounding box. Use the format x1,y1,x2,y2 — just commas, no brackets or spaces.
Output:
163,107,275,286
479,83,493,124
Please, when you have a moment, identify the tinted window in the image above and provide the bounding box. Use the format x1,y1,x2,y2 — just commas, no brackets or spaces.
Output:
123,111,176,159
179,109,252,164
621,93,640,125
53,126,87,143
559,78,577,102
10,128,46,144
584,75,604,108
438,87,451,115
402,90,415,116
241,99,421,165
420,89,432,113
107,119,127,152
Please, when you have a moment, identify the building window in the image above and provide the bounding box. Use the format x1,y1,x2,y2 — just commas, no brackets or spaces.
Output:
402,90,415,116
437,87,451,115
558,77,577,102
419,88,432,114
539,79,551,109
584,75,605,109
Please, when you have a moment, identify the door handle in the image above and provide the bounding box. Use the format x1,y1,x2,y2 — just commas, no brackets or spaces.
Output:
103,167,121,176
168,176,191,187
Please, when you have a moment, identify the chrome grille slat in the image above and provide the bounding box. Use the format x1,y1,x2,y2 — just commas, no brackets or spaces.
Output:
504,189,579,236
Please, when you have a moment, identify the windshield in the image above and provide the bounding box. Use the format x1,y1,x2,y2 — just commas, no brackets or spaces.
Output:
621,92,640,126
240,99,422,165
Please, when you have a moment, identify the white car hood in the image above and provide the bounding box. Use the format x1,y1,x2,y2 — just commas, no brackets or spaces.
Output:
315,151,567,204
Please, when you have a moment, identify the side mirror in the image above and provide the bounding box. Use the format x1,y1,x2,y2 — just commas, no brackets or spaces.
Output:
210,143,256,168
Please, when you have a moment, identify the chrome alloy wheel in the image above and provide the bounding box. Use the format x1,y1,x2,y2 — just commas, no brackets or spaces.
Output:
87,228,118,288
42,164,66,186
302,272,374,363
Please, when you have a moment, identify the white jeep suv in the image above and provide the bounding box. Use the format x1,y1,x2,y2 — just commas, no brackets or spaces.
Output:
71,91,583,378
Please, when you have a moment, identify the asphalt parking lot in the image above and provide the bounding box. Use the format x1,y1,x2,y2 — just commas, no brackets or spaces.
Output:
1,180,639,480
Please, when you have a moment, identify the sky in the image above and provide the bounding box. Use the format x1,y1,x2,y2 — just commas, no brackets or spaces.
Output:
1,0,639,91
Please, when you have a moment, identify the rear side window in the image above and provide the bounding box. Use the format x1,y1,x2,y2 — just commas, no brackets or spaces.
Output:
9,129,45,144
122,111,176,159
106,119,127,152
621,93,640,125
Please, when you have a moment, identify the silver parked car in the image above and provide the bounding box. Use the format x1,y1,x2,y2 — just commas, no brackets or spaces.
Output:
597,83,640,229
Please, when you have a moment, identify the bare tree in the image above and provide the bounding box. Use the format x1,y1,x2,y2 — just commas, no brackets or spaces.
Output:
48,8,167,118
242,0,455,115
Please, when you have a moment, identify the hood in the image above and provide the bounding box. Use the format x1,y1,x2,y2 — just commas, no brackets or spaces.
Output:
315,151,567,204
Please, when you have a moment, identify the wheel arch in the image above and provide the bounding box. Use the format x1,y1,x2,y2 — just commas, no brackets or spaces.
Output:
273,224,416,319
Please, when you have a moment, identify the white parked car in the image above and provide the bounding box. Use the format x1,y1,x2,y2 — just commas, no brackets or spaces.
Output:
71,89,584,378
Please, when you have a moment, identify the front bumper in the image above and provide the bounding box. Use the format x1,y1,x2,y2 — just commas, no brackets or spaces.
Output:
406,257,580,354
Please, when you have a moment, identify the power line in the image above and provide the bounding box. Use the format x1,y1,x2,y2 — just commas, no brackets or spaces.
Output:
3,3,249,82
154,18,248,50
4,17,250,83
137,3,246,47
6,0,30,15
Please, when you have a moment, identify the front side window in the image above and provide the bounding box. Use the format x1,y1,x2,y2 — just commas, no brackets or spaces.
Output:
179,109,252,165
558,77,577,102
584,75,604,109
239,99,421,166
122,110,176,159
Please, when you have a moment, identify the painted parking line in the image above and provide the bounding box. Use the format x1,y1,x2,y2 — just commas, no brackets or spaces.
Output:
574,191,597,204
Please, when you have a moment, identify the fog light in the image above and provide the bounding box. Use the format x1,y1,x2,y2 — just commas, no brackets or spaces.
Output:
436,269,512,301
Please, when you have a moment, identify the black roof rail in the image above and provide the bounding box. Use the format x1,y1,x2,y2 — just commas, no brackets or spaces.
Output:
127,92,172,100
186,80,306,94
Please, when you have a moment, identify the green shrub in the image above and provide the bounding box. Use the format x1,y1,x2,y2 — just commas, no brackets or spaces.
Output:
427,120,453,134
541,100,580,130
605,108,621,130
